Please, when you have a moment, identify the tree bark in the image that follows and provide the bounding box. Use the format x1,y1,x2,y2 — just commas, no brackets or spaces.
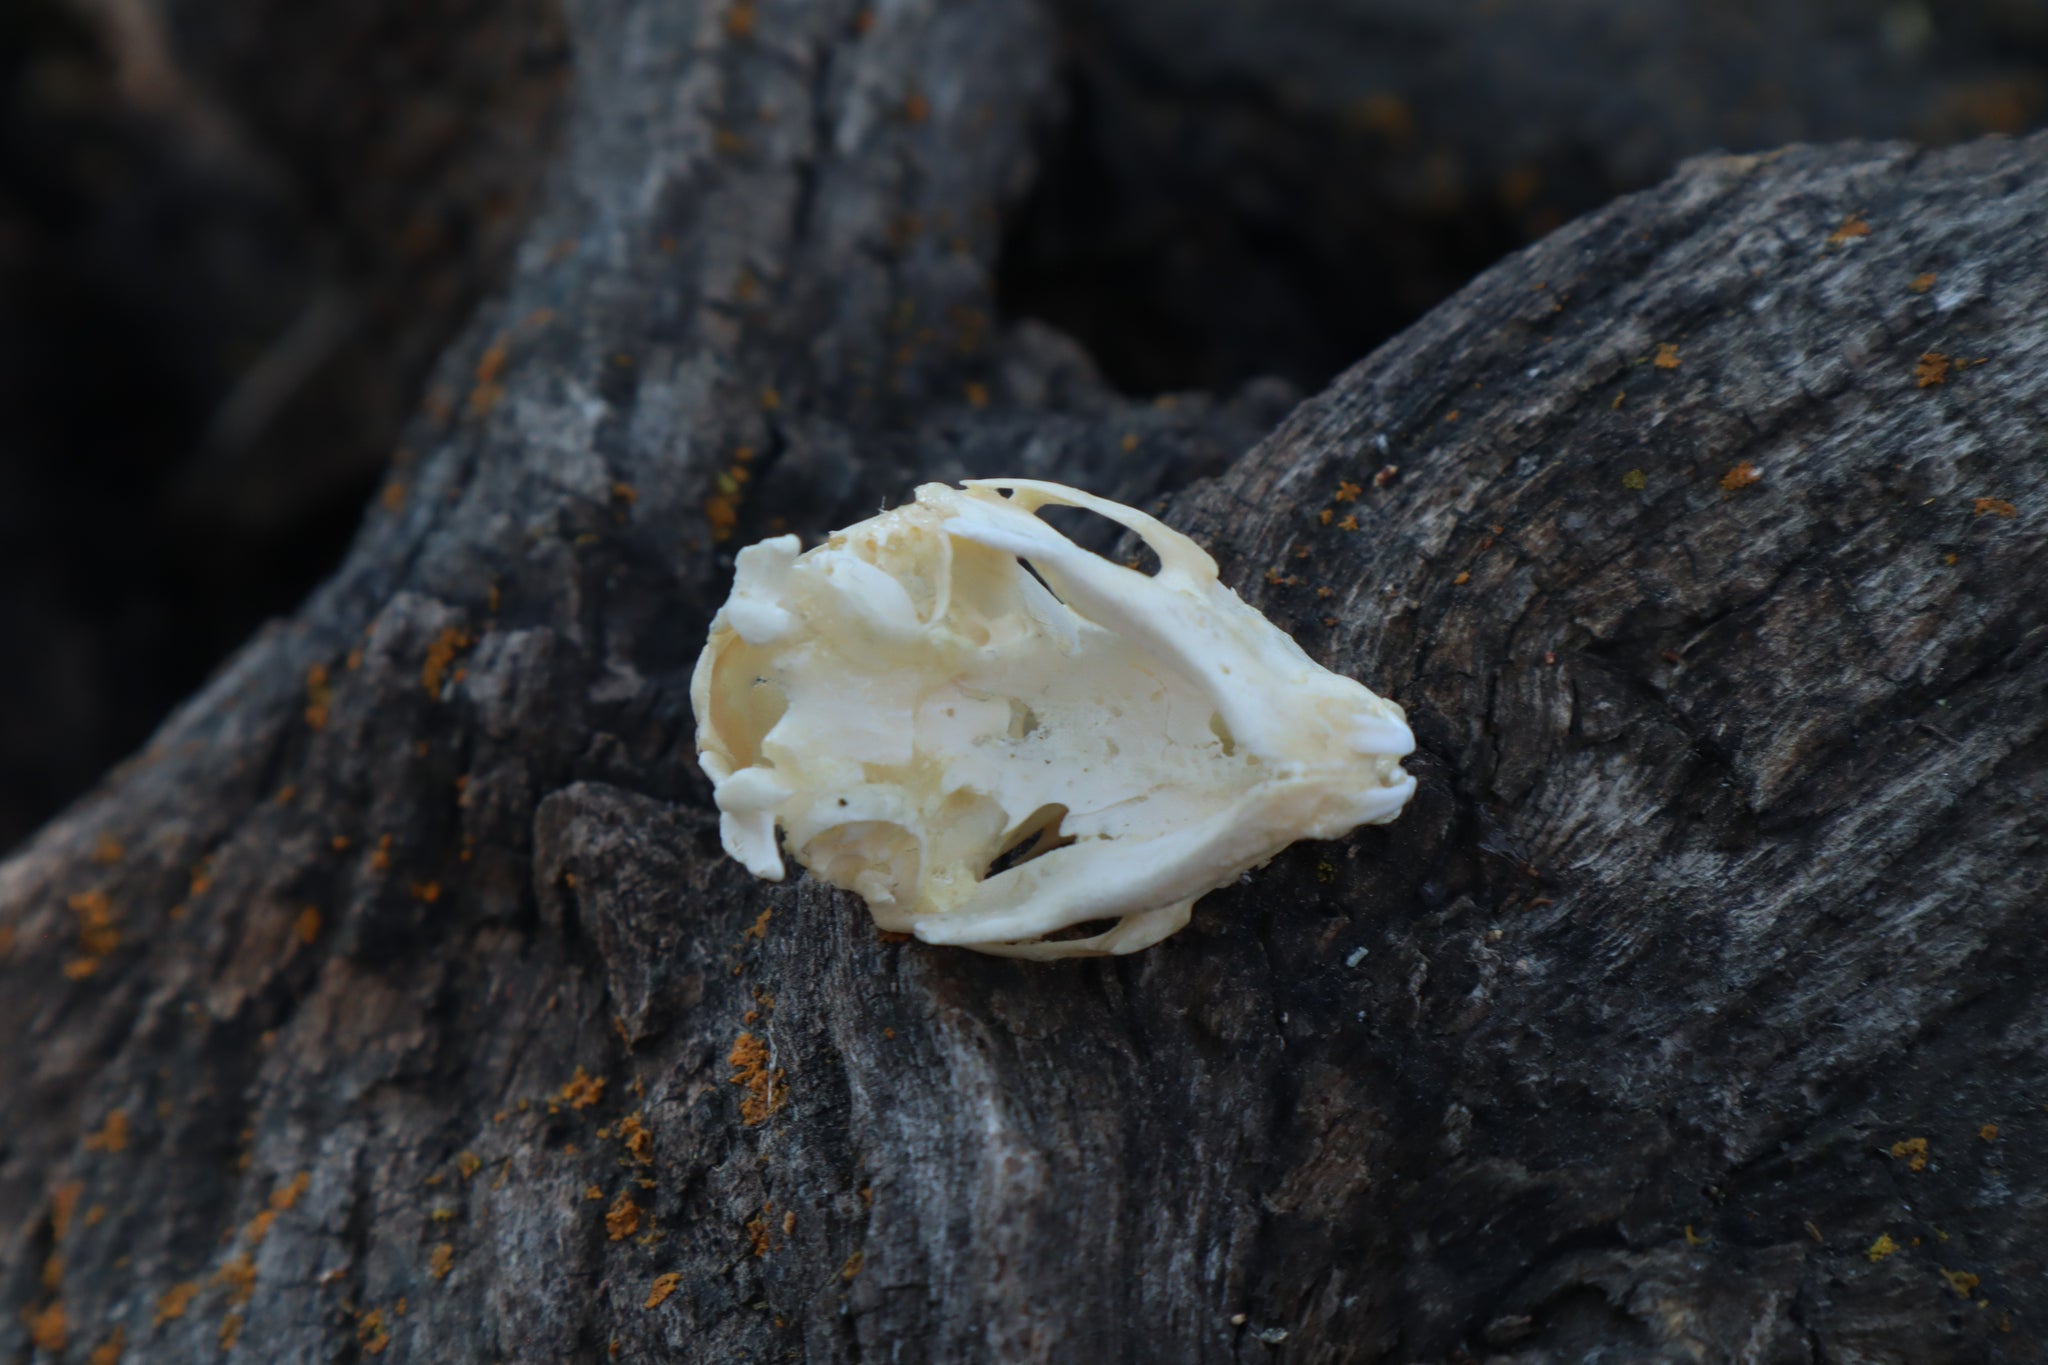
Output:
3,0,2045,1361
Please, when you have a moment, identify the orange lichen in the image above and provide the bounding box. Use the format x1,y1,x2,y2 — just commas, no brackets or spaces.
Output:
645,1272,682,1309
218,1314,244,1350
455,1152,482,1180
1910,272,1937,294
382,481,409,513
746,1204,773,1257
706,491,740,542
606,1193,642,1241
411,882,442,905
840,1250,864,1280
781,1210,796,1235
1453,572,1471,587
53,1184,85,1240
154,1281,200,1325
421,627,472,696
742,909,773,941
728,1033,787,1126
215,1252,257,1307
429,1243,455,1282
69,890,119,958
1889,1136,1930,1172
725,0,756,38
1317,509,1334,526
1826,214,1871,245
263,1172,308,1213
1916,352,1950,388
1333,481,1362,502
1866,1232,1900,1263
358,1307,390,1355
1973,497,2017,519
469,338,510,418
28,1301,66,1352
618,1113,654,1166
560,1067,606,1110
91,833,124,865
963,381,989,408
474,340,508,386
1652,343,1681,370
42,1254,62,1290
294,907,322,945
84,1109,128,1154
1720,462,1761,492
244,1209,277,1247
304,663,333,731
88,1325,124,1365
1980,1123,2000,1141
1941,1267,1982,1298
1338,514,1360,531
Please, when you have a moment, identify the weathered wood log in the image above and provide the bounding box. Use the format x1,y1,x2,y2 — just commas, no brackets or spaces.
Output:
0,0,568,851
2,0,2044,1357
7,0,2040,854
1007,0,2048,393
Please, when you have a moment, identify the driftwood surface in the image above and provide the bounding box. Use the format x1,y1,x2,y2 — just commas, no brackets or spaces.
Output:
3,0,2047,1361
8,0,2043,852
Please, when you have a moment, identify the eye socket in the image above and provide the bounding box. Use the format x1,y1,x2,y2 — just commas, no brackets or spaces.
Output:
983,803,1074,880
1032,504,1163,575
1038,918,1121,943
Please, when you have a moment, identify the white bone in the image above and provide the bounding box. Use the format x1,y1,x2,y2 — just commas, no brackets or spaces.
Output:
689,479,1416,958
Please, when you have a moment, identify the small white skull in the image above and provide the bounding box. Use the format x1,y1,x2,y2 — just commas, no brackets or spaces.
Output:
690,479,1415,958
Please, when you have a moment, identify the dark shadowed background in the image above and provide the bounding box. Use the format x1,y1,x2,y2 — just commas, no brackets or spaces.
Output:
2,0,2044,854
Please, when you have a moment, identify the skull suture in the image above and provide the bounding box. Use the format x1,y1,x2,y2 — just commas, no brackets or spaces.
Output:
690,479,1415,959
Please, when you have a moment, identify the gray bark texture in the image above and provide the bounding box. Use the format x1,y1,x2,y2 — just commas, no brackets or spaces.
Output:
3,0,2047,1361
